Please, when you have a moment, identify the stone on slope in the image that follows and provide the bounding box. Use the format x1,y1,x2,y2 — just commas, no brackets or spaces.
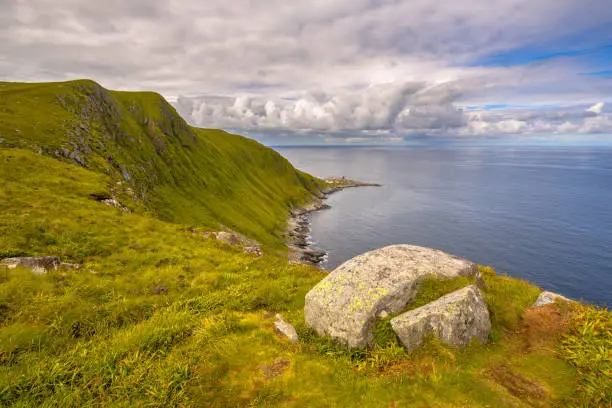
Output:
1,256,61,274
390,285,490,350
274,314,299,343
304,245,480,348
532,291,574,308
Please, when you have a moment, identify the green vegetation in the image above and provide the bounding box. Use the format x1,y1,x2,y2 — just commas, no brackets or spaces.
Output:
560,303,612,406
0,80,324,248
0,80,610,406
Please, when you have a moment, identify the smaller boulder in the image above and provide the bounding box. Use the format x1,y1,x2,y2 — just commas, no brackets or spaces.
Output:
0,256,61,274
391,285,490,350
532,291,574,308
274,314,299,343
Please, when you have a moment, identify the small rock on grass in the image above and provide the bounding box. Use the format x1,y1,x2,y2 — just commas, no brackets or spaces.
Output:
274,314,299,343
532,291,574,308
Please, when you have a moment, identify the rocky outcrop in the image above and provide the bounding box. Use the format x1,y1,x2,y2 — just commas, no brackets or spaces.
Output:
0,256,79,274
101,198,131,212
286,199,330,266
243,246,263,257
322,178,382,194
304,245,481,348
199,229,263,256
390,285,491,350
285,179,381,267
274,314,299,343
532,291,574,308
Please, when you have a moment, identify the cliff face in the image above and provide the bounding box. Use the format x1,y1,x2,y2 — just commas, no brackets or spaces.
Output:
0,80,324,247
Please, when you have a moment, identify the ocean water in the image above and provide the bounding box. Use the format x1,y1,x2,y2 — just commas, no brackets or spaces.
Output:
276,146,612,306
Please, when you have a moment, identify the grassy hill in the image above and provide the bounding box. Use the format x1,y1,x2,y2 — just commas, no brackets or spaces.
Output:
0,80,610,407
0,80,324,249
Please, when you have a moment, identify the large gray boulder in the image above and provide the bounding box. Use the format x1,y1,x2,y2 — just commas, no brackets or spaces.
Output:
1,256,61,274
304,245,480,348
390,285,490,350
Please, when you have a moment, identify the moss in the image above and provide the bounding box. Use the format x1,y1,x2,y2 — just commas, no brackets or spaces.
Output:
405,276,475,313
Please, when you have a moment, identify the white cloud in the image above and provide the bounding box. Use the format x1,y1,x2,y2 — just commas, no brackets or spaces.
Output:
2,0,612,140
587,102,605,115
176,82,467,134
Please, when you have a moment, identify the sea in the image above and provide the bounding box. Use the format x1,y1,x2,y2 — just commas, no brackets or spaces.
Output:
275,146,612,306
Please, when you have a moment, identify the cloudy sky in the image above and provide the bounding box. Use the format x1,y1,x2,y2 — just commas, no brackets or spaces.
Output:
3,0,612,145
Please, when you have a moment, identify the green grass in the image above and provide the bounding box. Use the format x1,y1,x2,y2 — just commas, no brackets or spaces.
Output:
0,80,324,248
559,303,612,406
0,79,610,407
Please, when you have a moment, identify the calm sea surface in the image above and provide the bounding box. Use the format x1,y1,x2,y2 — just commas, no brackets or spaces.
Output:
276,146,612,306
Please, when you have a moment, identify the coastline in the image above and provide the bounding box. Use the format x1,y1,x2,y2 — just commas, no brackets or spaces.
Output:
286,179,381,266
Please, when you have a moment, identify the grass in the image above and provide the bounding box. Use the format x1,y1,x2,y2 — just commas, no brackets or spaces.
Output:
0,80,325,249
0,79,610,406
559,303,612,406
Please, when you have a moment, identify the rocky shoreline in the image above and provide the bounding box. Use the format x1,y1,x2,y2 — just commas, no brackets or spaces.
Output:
286,178,381,266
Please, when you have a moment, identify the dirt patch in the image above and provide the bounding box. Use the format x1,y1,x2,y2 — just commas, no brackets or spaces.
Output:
260,358,290,380
487,364,549,407
520,303,570,351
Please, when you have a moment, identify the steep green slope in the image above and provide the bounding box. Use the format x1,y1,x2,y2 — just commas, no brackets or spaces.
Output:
0,80,324,248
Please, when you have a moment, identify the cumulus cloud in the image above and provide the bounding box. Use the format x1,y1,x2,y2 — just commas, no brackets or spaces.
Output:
2,0,612,140
175,82,467,135
176,85,611,138
462,102,611,136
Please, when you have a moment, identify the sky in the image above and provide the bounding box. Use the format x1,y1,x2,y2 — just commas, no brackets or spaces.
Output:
2,0,612,145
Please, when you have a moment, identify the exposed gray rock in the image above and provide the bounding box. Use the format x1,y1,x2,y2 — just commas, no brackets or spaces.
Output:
274,314,299,343
0,257,81,274
391,285,490,350
532,291,574,308
201,229,261,250
304,245,480,348
102,198,130,213
1,257,61,274
243,246,263,256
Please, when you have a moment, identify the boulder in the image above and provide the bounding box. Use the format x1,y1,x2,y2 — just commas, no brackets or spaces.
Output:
304,245,480,348
532,291,574,308
274,314,299,343
1,256,61,274
390,285,491,350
